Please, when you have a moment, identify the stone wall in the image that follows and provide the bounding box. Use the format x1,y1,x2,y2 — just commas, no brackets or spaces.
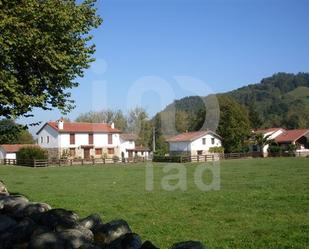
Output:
0,180,204,249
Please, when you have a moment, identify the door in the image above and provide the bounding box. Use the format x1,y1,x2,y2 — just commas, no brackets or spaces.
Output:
84,148,90,159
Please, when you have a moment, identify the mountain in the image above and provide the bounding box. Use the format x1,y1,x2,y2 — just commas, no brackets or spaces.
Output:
159,72,309,130
228,72,309,128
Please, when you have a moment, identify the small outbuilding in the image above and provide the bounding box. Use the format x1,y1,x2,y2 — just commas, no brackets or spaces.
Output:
0,144,36,160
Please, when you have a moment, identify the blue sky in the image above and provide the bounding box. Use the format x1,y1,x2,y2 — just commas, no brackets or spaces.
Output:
20,0,309,133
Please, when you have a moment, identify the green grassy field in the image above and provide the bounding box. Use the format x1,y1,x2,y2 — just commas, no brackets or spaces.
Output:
0,158,308,248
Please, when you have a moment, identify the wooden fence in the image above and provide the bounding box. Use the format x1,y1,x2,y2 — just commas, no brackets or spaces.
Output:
153,151,309,163
1,157,150,167
1,151,308,167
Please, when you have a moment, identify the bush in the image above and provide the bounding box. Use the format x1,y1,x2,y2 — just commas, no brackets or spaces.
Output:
268,145,282,153
153,155,183,163
208,147,224,153
113,155,120,162
16,146,48,160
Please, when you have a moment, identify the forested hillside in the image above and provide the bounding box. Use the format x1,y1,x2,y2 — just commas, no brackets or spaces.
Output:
228,72,309,129
160,72,309,131
155,73,309,152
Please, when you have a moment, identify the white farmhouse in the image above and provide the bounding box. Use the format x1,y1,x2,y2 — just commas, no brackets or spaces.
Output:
166,130,222,156
37,119,122,159
37,119,151,160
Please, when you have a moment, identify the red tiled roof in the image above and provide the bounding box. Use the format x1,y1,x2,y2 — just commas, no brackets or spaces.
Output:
255,127,285,134
275,129,309,143
0,144,38,153
166,130,221,142
120,133,138,141
37,121,121,134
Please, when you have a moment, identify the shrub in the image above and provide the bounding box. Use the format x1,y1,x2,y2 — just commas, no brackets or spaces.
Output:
16,146,48,160
208,146,224,153
268,145,282,153
113,155,120,162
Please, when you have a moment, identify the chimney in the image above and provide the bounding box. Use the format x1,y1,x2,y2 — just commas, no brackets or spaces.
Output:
57,118,64,130
111,122,115,129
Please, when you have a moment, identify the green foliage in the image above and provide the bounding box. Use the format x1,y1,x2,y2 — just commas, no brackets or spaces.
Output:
217,95,251,153
208,146,225,153
228,72,309,128
112,155,119,162
76,109,128,131
0,0,102,118
16,146,48,160
268,145,282,153
0,119,34,144
152,155,183,163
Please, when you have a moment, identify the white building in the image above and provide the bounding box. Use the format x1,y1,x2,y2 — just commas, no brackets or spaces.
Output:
37,119,151,160
250,128,285,156
120,133,151,160
37,119,124,159
166,130,222,156
252,128,309,156
0,144,37,160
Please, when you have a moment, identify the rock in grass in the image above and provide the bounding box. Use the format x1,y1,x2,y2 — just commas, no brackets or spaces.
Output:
170,241,205,249
28,232,65,249
58,228,94,248
141,241,160,249
94,219,132,246
0,180,9,196
34,208,79,229
0,217,37,248
0,214,17,232
56,224,94,242
23,202,52,216
0,195,29,212
80,213,103,232
107,233,142,249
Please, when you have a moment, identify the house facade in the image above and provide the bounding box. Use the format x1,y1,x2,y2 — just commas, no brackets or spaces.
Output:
37,119,123,159
37,119,151,160
0,144,37,160
166,130,222,156
119,134,151,159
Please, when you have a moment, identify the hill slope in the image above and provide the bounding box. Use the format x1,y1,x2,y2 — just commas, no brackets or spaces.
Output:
160,72,309,129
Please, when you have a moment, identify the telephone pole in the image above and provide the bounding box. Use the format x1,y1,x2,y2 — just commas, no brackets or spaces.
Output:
152,126,156,153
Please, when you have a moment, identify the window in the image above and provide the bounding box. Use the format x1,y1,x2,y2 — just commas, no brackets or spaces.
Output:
108,148,114,154
70,133,75,145
197,150,203,155
202,138,206,145
95,148,102,155
108,134,113,144
70,148,75,157
89,133,93,144
47,136,49,144
41,137,43,143
141,151,144,155
211,138,215,145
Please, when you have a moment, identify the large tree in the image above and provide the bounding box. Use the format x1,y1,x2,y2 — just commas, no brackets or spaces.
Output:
0,0,101,118
0,119,34,144
217,95,251,153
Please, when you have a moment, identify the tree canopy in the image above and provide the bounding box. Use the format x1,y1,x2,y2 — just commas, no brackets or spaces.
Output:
0,119,34,144
0,0,102,119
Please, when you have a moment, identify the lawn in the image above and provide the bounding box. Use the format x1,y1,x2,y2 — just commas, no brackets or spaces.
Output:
0,158,308,248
